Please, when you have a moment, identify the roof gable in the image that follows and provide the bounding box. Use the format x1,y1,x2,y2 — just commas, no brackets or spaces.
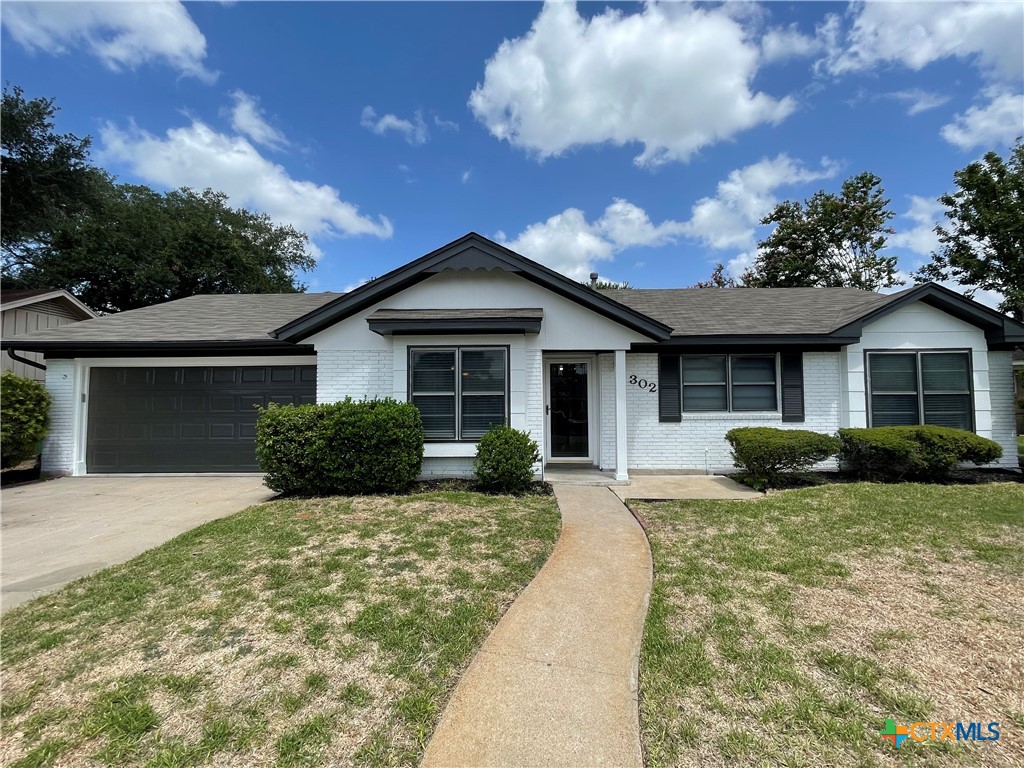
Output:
831,282,1024,347
1,289,96,319
273,233,672,342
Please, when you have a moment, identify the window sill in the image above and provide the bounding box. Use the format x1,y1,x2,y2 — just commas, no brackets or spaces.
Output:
424,443,478,458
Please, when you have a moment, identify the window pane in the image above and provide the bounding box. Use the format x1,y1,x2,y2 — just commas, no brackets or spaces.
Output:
924,394,972,430
870,354,917,393
461,394,505,439
411,350,455,392
681,356,726,384
870,394,919,426
732,384,777,411
731,356,775,384
462,349,506,393
682,384,727,411
921,353,970,392
412,395,455,439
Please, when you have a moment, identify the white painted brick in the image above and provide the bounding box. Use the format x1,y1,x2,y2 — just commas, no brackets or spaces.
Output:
41,359,76,475
601,352,843,472
988,351,1019,468
316,350,392,403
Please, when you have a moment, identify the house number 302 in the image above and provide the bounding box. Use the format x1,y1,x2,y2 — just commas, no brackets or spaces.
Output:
629,374,657,393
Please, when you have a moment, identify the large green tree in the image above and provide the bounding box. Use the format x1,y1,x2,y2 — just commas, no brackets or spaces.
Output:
1,85,111,268
743,172,902,291
2,85,314,312
915,139,1024,320
19,184,314,313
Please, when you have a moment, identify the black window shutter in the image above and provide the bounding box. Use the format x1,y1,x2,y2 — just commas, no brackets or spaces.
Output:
658,355,681,422
780,352,804,422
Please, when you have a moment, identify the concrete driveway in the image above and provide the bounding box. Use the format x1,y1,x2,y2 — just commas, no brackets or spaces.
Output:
1,476,275,612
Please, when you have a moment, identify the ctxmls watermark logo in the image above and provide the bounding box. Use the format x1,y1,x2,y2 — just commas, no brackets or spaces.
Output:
879,718,1000,747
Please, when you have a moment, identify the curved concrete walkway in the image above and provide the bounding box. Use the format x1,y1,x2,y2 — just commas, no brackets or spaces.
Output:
421,485,652,767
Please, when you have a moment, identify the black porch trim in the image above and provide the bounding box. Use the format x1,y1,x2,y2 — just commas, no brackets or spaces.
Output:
367,308,543,336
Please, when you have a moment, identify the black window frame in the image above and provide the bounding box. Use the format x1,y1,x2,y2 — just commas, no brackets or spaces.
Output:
408,345,510,442
865,349,975,431
677,353,780,413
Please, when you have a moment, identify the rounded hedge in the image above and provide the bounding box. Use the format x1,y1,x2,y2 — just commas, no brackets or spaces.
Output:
474,424,540,494
1,371,52,469
838,425,1002,481
255,398,424,496
725,427,840,489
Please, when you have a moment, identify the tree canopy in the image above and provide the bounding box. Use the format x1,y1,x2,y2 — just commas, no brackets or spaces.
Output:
690,262,738,288
1,85,111,266
742,172,902,291
915,139,1023,320
1,85,314,312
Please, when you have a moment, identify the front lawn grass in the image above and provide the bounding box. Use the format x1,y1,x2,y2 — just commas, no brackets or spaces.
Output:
636,483,1024,768
0,491,560,767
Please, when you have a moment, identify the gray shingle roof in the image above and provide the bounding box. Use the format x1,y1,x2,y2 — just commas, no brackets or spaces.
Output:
5,293,340,344
1,283,955,347
597,287,902,336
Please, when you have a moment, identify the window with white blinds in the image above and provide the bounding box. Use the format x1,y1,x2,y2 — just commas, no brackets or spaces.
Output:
867,351,973,431
410,347,507,440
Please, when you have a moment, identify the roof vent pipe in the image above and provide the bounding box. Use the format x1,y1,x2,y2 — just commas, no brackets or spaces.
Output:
589,272,599,288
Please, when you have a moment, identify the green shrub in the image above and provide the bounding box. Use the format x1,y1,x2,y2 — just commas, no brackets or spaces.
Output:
725,427,840,489
838,425,1002,481
255,398,424,496
474,424,540,494
1,372,52,468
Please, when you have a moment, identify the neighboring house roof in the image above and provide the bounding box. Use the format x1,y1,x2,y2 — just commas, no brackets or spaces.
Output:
0,293,338,354
1,288,96,319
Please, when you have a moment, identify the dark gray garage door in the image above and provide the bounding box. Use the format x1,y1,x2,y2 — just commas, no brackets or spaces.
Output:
87,365,316,472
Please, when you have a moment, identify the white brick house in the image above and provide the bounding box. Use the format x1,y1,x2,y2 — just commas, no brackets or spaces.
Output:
4,233,1021,478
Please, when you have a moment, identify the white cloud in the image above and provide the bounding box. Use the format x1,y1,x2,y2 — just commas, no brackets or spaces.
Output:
99,117,393,255
823,1,1023,82
469,1,795,167
889,195,943,257
499,199,687,280
761,24,824,63
228,90,288,150
433,115,460,132
684,155,839,251
888,89,951,116
1,0,215,81
360,106,428,145
461,168,472,184
940,90,1024,151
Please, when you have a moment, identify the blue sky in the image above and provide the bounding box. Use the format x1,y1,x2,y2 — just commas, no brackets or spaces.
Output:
2,2,1021,301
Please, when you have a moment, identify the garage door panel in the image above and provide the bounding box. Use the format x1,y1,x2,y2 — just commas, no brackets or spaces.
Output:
87,365,315,472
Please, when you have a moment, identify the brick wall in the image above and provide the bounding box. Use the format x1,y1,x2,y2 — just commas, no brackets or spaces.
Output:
605,352,842,472
524,348,544,475
41,359,76,475
988,351,1020,468
316,350,392,403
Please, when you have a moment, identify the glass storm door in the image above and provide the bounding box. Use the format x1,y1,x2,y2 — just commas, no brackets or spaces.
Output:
548,362,589,458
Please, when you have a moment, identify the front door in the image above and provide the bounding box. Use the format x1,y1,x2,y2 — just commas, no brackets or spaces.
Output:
548,361,589,459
